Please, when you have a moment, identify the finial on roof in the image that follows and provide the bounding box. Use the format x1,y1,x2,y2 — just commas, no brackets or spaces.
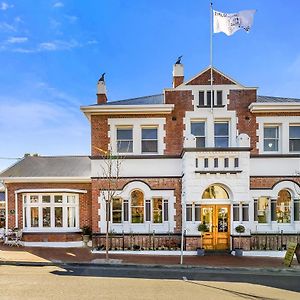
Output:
175,56,182,65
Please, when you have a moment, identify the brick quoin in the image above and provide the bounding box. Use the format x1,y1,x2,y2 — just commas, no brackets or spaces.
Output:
228,89,258,154
91,178,182,233
6,182,92,231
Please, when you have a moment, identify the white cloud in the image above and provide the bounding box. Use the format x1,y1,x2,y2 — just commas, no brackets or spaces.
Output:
6,36,28,44
53,2,64,8
0,21,16,32
39,39,80,51
0,2,13,11
65,15,78,23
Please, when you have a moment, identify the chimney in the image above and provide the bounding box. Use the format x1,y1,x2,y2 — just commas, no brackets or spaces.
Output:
173,62,184,88
96,73,107,104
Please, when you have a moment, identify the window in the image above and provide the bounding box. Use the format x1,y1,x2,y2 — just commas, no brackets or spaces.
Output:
131,190,144,223
294,199,300,221
224,158,229,168
153,198,163,223
191,122,205,147
163,200,169,221
214,122,229,148
289,125,300,152
207,91,214,107
204,158,209,168
195,204,201,221
117,127,133,153
242,204,249,221
214,158,218,168
202,185,229,199
123,200,129,222
216,91,223,106
256,197,269,223
112,198,122,223
186,204,192,221
145,199,151,222
233,204,239,221
142,128,158,153
199,91,205,106
264,126,279,152
234,158,239,168
276,190,291,223
23,193,79,230
271,198,276,222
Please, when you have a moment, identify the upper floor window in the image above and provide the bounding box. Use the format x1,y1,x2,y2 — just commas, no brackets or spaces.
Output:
207,91,214,107
289,125,300,152
214,122,229,148
264,126,279,152
117,127,133,153
141,128,158,153
191,122,205,147
216,91,223,106
199,91,205,106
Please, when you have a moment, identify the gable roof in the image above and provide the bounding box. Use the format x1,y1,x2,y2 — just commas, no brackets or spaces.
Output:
103,94,164,106
0,156,91,178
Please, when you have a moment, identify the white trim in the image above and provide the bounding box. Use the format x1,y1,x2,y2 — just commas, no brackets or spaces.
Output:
1,177,91,183
23,241,84,248
15,193,18,228
249,102,300,113
15,188,87,194
80,104,174,120
5,185,8,236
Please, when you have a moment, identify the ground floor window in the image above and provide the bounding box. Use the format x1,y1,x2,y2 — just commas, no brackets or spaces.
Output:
23,193,79,230
0,206,5,228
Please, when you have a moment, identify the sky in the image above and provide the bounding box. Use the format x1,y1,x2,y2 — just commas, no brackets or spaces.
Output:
0,0,300,171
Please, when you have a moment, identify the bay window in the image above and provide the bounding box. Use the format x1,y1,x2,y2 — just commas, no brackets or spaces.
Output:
23,193,79,231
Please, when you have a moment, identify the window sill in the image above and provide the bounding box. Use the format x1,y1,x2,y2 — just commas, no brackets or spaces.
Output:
197,105,225,108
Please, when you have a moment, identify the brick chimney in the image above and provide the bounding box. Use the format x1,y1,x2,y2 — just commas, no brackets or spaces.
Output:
96,73,107,104
173,62,184,88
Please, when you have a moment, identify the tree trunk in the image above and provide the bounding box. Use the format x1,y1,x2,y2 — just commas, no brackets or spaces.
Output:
105,200,109,261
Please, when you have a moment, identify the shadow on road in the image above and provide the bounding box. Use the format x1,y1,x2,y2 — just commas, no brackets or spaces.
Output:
50,264,300,294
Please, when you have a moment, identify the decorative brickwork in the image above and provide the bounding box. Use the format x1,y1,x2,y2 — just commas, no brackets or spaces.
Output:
250,177,300,189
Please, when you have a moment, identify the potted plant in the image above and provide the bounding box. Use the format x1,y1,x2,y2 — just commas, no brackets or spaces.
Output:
81,226,92,247
234,225,245,256
197,223,208,256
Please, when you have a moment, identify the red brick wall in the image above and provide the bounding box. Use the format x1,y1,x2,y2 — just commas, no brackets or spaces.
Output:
5,182,92,230
164,90,194,155
250,177,300,189
228,89,258,153
23,232,82,242
186,68,235,85
91,178,182,233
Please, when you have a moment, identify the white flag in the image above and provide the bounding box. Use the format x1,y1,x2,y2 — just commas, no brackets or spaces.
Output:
213,10,256,36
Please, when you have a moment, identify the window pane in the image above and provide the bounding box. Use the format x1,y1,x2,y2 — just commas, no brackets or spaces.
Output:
55,207,63,227
112,198,122,210
145,200,151,222
271,199,276,221
42,196,51,203
264,139,278,151
131,208,144,223
163,200,168,221
254,200,258,221
289,140,300,152
54,195,63,203
195,204,201,222
242,204,249,221
234,158,239,168
257,197,269,223
186,204,192,221
214,123,228,136
217,91,222,105
112,211,122,223
264,127,278,138
276,190,291,223
142,128,157,139
294,199,300,221
214,158,218,168
207,91,214,106
289,126,300,138
68,207,76,227
142,141,158,153
215,137,229,148
224,158,229,168
153,198,162,223
191,122,205,136
202,185,229,199
124,200,129,222
131,190,144,206
112,198,122,223
67,195,76,204
233,204,239,221
31,207,39,227
204,158,208,168
30,195,39,203
199,91,204,106
42,207,51,227
117,129,132,140
195,137,205,147
117,141,133,153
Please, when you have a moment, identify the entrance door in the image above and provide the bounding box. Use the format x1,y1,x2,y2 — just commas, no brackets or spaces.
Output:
201,205,230,250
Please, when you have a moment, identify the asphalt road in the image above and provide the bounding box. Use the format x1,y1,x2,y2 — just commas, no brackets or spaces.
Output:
0,264,299,300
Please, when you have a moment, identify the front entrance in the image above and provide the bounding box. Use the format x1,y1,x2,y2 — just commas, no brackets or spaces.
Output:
201,204,230,250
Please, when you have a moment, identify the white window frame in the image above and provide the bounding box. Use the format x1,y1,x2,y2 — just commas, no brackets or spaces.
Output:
191,120,206,147
289,124,300,153
263,125,280,153
23,193,80,232
116,126,133,154
141,126,158,154
214,120,230,148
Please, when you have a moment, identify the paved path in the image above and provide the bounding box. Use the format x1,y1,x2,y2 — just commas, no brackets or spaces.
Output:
0,265,299,300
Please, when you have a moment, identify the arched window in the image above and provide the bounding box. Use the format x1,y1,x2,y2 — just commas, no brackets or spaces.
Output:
276,189,291,223
202,185,229,199
131,190,144,223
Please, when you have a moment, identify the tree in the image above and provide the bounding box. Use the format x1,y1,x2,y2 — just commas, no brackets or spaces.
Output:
95,147,122,261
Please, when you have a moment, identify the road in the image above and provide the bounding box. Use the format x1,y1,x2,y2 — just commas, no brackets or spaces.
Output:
0,264,299,299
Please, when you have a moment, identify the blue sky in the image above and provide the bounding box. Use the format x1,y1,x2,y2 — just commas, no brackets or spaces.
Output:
0,0,300,171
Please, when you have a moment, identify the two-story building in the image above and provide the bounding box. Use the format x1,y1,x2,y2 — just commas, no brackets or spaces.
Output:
1,62,299,250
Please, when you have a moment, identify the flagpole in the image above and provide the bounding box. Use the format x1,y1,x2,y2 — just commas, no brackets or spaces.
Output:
210,1,214,110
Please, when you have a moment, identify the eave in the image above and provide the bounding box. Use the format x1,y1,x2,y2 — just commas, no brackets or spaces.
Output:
249,102,300,113
0,177,91,183
80,104,175,120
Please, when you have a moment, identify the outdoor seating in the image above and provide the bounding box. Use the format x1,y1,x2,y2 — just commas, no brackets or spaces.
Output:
3,229,23,247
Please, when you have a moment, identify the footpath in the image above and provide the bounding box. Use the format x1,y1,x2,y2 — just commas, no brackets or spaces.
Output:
0,244,299,273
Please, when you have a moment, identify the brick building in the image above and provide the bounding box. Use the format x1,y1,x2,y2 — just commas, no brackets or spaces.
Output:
1,63,300,250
